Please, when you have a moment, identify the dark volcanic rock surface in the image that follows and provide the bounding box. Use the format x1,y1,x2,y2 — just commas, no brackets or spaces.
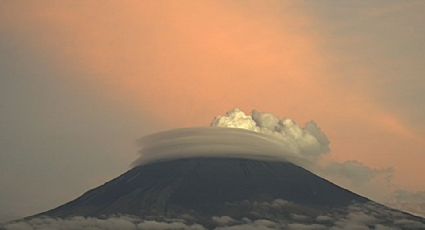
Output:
40,157,368,218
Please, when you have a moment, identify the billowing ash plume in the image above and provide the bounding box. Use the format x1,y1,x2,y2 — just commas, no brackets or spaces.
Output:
133,108,329,167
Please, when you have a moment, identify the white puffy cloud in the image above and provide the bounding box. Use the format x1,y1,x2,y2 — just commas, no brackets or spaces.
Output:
287,223,327,230
291,213,309,222
212,216,235,226
212,108,330,161
137,220,206,230
316,215,333,223
211,109,259,131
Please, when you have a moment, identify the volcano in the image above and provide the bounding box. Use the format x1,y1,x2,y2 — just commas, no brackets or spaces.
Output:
3,113,424,229
28,157,424,229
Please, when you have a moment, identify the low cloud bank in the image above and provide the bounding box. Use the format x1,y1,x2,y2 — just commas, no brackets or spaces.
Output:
3,201,424,230
1,216,206,230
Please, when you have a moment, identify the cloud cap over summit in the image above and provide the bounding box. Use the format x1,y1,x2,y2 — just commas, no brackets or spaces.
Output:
134,109,330,167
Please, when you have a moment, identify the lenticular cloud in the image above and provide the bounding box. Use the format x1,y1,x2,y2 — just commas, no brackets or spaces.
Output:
133,108,330,167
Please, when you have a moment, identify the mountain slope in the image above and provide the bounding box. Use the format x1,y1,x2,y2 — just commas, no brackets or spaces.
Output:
40,157,368,218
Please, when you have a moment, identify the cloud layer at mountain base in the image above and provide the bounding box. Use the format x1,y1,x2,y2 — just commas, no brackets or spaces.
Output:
2,201,424,230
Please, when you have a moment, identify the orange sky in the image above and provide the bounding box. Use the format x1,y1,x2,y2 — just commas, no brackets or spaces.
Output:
1,0,424,192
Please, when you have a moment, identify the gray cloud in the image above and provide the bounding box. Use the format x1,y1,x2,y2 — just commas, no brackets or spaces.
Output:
386,190,425,218
312,160,396,203
319,161,393,186
134,127,316,168
315,162,425,219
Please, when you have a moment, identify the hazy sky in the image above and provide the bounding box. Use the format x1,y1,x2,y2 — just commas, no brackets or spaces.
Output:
1,0,424,221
